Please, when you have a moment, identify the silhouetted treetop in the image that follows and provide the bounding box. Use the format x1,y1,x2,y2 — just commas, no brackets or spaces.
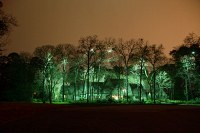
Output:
0,0,17,53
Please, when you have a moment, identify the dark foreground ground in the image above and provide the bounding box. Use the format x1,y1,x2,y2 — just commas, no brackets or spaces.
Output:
0,103,200,133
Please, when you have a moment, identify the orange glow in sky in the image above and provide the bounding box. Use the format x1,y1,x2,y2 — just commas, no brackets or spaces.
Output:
3,0,200,56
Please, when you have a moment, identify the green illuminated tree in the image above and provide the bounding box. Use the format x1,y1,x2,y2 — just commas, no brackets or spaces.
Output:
156,70,172,99
159,63,176,100
34,45,60,104
170,33,200,100
171,49,197,100
55,44,75,102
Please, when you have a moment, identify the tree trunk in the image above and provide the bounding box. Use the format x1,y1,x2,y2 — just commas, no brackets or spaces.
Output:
42,74,45,103
118,69,121,100
125,65,129,102
185,78,188,101
188,75,191,100
62,66,65,102
150,84,153,100
82,74,87,99
153,66,156,104
97,65,100,100
87,51,90,103
74,67,77,101
49,78,53,104
92,71,95,101
139,58,143,102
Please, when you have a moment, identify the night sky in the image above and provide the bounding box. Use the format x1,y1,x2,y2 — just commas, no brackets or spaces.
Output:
3,0,200,56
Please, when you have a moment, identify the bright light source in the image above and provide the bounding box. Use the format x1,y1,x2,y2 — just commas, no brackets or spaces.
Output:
122,89,126,93
107,49,112,53
192,51,195,55
90,48,94,52
112,95,119,100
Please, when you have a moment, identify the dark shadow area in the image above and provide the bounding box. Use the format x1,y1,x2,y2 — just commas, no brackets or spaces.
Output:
0,103,200,133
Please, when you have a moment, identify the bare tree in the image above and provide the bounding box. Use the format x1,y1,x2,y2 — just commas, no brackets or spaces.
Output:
55,44,75,102
136,39,149,102
92,38,115,100
113,39,138,102
111,58,124,100
78,35,99,103
147,44,166,104
184,33,200,47
71,48,85,101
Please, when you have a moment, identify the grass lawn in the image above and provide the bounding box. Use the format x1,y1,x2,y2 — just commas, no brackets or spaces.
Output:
0,103,200,133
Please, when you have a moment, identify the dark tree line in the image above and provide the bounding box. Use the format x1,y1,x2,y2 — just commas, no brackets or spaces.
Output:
0,52,34,101
1,33,200,103
0,36,165,103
